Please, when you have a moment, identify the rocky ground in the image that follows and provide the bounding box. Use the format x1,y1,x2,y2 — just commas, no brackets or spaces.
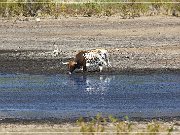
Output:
0,16,180,74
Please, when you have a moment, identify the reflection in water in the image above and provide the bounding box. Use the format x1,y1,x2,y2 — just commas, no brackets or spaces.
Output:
0,73,180,120
69,75,113,95
85,75,112,95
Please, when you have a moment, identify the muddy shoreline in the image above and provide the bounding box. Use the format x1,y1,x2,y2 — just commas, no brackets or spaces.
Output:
0,16,180,74
0,117,180,133
0,48,180,75
1,115,180,124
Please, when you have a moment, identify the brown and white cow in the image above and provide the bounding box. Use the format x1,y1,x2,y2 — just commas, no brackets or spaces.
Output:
63,49,111,74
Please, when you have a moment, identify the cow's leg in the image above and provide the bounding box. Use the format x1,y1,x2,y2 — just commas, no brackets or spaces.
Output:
83,61,87,72
106,54,111,67
83,66,87,72
99,66,103,72
80,66,83,71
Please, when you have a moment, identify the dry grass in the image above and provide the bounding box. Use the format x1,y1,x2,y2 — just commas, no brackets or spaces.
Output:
0,0,180,18
0,116,179,135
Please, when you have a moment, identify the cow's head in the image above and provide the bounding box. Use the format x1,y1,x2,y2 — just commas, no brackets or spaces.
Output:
68,60,77,74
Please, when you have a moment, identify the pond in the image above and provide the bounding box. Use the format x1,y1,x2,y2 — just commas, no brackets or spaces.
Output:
0,72,180,120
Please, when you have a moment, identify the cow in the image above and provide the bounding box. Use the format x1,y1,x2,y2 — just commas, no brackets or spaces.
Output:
63,49,111,74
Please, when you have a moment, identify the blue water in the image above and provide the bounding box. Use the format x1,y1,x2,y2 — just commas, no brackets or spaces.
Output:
0,73,180,120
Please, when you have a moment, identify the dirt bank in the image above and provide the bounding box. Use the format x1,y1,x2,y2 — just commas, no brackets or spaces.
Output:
0,16,180,74
0,120,179,134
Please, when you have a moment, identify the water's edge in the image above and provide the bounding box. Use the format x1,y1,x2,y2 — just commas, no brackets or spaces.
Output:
0,49,180,75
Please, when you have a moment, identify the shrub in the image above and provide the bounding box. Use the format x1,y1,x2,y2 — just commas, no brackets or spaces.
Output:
77,114,106,135
77,115,175,134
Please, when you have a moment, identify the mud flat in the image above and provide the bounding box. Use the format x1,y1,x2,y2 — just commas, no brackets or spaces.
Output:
0,16,180,74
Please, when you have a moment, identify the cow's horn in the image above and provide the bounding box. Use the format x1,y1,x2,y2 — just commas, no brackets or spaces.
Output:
62,62,69,65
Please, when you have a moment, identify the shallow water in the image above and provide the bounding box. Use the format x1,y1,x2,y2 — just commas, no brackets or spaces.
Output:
0,73,180,120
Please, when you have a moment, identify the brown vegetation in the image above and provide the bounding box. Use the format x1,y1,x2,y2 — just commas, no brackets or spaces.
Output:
0,0,180,18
